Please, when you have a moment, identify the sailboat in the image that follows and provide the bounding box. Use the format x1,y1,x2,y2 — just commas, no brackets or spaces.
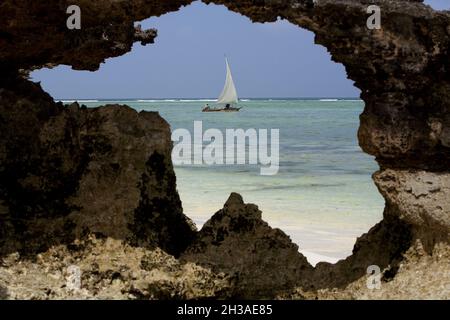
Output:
202,58,242,112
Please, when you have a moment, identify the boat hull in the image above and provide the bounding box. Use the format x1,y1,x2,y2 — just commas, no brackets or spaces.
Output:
202,107,241,112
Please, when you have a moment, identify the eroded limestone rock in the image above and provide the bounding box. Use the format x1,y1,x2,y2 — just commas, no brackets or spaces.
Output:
374,169,450,248
182,193,314,298
0,78,195,257
0,235,230,300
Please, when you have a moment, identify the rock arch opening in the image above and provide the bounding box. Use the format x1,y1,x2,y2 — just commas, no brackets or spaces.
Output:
31,1,384,265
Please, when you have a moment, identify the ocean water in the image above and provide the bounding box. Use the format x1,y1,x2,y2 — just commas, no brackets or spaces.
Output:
79,99,384,264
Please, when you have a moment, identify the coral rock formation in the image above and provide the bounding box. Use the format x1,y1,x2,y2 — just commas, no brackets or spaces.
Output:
0,236,230,299
0,0,449,299
182,193,314,298
0,78,195,257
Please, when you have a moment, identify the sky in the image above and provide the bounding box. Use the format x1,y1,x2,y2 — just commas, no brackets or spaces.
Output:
31,0,448,99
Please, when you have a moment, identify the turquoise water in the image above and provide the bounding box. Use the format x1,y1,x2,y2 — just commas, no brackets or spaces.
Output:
80,99,384,262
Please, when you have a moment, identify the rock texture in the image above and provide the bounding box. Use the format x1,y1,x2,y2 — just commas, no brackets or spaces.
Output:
1,193,447,299
0,235,230,300
374,169,450,247
0,0,449,299
0,77,195,257
0,0,193,71
182,193,314,298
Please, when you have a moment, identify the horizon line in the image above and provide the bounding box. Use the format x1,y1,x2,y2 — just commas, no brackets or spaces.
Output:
55,96,362,101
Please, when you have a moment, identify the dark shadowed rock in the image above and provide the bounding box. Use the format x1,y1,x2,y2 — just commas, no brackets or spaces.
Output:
0,0,194,71
182,193,314,298
0,78,195,257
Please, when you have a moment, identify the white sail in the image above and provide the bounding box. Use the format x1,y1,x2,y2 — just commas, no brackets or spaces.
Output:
217,58,238,105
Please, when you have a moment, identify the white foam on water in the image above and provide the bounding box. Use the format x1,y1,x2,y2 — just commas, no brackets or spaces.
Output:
179,99,216,102
59,99,99,103
138,99,219,103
